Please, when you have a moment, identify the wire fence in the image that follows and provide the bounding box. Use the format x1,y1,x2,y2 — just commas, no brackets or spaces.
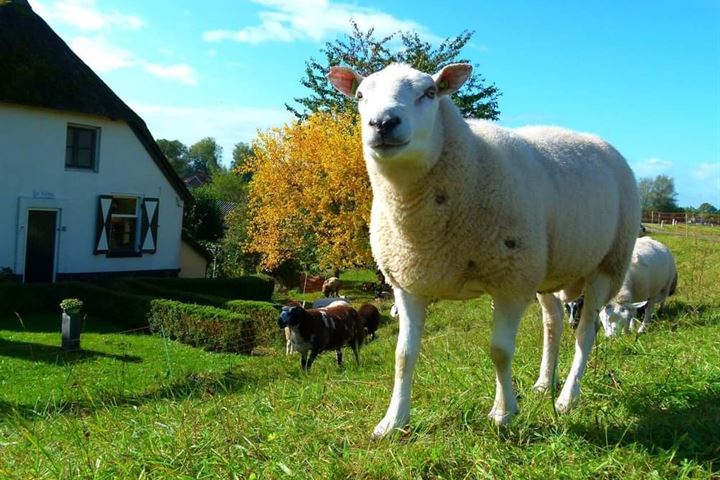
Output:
643,211,720,227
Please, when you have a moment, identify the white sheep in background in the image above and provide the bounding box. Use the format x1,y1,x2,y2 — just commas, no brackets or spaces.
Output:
599,236,677,336
328,63,641,438
312,296,351,309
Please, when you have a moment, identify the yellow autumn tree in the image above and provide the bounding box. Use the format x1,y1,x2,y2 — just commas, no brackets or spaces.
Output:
242,110,372,271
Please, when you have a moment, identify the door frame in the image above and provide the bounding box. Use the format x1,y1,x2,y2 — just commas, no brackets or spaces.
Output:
15,197,65,283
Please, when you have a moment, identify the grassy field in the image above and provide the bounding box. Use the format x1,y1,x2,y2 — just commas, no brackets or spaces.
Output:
1,230,718,479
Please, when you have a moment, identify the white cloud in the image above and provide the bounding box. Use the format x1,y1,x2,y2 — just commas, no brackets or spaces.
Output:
143,63,198,86
691,162,720,181
632,157,674,178
29,0,144,31
203,0,436,45
130,102,293,167
69,36,135,72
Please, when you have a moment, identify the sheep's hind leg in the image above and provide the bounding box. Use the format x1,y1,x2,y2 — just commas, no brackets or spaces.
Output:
533,293,564,392
488,296,528,426
556,274,612,412
372,288,428,439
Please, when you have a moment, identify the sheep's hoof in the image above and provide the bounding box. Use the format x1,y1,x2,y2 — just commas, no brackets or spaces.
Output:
555,393,579,413
487,407,517,427
371,416,407,440
532,381,551,393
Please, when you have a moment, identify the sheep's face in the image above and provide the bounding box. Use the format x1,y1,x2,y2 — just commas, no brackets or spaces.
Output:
599,301,646,337
328,63,472,176
278,306,303,329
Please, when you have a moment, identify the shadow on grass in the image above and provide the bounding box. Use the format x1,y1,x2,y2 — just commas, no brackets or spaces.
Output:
0,337,142,365
572,386,720,471
0,365,265,421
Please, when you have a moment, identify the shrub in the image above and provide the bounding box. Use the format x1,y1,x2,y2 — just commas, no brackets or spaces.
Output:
102,278,228,307
148,299,256,354
139,275,275,301
225,300,282,348
59,298,83,314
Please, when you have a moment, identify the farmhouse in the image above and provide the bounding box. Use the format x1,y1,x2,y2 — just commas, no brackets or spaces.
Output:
0,0,194,282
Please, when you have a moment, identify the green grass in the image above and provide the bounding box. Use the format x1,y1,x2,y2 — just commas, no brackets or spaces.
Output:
0,232,718,478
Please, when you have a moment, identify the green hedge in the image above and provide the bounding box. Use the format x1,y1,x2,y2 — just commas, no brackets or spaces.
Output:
0,282,151,329
141,276,275,302
101,278,228,307
148,299,256,354
225,300,281,348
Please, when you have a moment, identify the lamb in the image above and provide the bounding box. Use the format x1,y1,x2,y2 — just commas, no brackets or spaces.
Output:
599,236,677,336
358,303,380,340
322,277,341,297
328,62,641,438
278,304,365,371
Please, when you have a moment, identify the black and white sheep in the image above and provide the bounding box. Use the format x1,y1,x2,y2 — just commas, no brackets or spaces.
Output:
329,63,641,438
278,305,365,371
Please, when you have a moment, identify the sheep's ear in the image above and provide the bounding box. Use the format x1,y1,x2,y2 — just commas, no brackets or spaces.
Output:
433,63,472,96
328,66,364,98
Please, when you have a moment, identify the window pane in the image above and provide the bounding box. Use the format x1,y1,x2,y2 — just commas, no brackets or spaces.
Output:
77,129,94,149
65,126,97,169
109,217,137,252
76,148,93,168
111,197,137,215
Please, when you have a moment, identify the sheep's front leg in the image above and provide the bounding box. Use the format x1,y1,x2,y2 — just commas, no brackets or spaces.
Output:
533,293,564,392
488,296,527,426
372,288,428,439
636,301,656,334
556,274,612,412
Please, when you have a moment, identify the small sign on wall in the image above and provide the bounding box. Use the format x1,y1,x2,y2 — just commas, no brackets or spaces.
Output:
32,191,55,199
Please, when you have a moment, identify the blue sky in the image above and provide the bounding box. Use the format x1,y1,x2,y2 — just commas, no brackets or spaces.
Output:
28,0,720,207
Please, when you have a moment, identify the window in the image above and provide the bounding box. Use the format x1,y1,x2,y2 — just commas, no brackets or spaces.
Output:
108,197,139,254
65,125,99,170
95,195,159,256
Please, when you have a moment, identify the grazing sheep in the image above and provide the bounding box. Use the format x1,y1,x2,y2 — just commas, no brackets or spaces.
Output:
278,305,365,371
322,277,341,297
599,236,677,336
312,295,351,309
328,62,641,438
358,303,380,340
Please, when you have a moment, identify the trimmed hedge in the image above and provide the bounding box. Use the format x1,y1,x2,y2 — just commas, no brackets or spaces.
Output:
141,276,275,302
102,278,228,307
0,281,151,329
148,299,256,354
225,300,281,348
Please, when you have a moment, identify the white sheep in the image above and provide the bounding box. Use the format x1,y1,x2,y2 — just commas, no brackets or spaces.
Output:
328,63,641,438
312,296,351,309
599,236,677,336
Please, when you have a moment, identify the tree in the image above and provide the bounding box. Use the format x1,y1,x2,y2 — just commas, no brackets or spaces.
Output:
287,20,501,120
638,175,681,213
156,139,189,177
205,170,247,204
697,202,717,214
183,186,225,243
187,137,224,178
243,110,372,272
231,142,253,171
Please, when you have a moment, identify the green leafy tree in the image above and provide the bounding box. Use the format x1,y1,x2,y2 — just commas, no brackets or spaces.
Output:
638,175,681,213
188,137,224,178
183,186,225,243
205,170,247,204
697,202,717,214
156,139,189,177
287,20,501,120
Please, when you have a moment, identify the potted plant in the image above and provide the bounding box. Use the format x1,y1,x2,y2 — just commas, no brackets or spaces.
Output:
59,298,83,352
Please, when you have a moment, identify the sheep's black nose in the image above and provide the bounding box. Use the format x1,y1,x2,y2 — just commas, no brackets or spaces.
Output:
369,116,401,135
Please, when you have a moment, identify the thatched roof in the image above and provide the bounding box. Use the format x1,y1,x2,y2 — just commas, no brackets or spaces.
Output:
0,0,192,203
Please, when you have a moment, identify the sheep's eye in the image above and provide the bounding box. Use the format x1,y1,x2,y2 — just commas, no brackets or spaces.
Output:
424,87,437,99
355,90,364,100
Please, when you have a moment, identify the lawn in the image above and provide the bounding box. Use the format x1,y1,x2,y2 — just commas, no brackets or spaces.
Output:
0,231,718,479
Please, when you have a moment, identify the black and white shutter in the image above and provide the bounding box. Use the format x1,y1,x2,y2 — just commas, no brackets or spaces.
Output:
94,195,113,254
140,197,159,253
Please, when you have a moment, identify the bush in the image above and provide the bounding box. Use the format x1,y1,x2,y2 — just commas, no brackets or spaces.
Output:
148,299,256,354
102,278,228,307
139,275,275,301
0,282,151,329
225,300,281,348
